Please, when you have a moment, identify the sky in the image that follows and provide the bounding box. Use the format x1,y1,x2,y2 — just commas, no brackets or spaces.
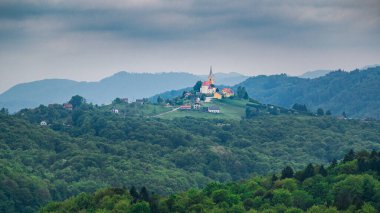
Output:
0,0,379,93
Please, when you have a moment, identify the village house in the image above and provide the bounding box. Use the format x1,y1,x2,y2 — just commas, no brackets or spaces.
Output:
208,106,220,113
40,121,47,126
204,97,213,103
111,109,119,114
121,98,129,103
193,102,201,110
213,92,222,99
63,103,73,110
135,99,144,105
179,105,192,110
221,88,234,98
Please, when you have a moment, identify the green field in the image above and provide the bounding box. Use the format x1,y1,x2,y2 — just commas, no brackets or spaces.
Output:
159,98,249,119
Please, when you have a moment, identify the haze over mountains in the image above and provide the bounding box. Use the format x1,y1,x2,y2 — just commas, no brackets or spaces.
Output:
2,66,380,119
0,72,248,113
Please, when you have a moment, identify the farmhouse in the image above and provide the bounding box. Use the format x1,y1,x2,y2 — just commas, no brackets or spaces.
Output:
179,105,192,110
213,92,222,99
63,103,73,110
208,106,220,113
221,88,234,97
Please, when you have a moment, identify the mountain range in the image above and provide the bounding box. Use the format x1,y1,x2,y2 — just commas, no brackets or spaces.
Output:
0,72,248,113
235,66,380,119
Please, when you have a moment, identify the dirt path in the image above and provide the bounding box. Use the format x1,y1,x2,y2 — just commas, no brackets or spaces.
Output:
151,107,180,118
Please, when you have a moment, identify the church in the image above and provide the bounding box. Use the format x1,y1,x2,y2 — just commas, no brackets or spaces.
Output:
200,67,217,94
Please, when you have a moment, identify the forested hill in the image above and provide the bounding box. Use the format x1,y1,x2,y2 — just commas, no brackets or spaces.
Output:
235,66,380,119
2,101,380,212
41,150,380,212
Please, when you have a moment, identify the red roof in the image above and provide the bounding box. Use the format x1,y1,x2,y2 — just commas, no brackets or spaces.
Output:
63,103,73,108
202,81,212,86
180,105,192,109
222,88,234,94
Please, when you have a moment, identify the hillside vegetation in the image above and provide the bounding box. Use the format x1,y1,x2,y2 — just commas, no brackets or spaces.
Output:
41,150,380,212
235,66,380,119
1,100,380,212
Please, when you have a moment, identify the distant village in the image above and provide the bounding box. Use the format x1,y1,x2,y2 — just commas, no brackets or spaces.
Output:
177,67,235,114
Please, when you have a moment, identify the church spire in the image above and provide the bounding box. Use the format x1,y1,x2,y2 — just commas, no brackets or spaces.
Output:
208,66,215,84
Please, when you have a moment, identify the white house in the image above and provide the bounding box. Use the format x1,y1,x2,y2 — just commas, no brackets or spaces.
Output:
40,121,47,126
208,106,220,113
204,97,213,103
112,109,119,114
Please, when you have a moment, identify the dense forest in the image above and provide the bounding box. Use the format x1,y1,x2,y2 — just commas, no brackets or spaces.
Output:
1,98,380,212
41,150,380,212
235,66,380,119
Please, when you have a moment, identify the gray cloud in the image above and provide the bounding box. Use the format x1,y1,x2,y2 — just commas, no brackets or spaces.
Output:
0,0,379,92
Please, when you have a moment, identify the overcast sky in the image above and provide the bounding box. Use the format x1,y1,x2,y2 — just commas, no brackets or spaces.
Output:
0,0,379,93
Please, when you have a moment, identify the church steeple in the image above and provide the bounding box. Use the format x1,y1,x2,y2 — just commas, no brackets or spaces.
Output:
208,66,215,84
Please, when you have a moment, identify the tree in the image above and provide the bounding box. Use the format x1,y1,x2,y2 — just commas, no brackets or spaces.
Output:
193,81,203,92
301,164,315,181
130,186,139,203
271,174,278,183
112,98,123,104
317,108,324,116
69,95,86,108
330,159,338,168
237,86,249,99
292,103,307,112
326,110,332,116
342,111,347,118
281,166,294,179
319,165,327,177
157,96,164,104
343,149,355,163
0,108,8,115
140,187,150,202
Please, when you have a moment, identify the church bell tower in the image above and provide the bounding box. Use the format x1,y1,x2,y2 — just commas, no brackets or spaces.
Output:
208,66,215,84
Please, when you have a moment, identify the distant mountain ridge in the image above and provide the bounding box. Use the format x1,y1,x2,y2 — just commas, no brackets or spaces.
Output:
0,71,248,113
235,66,380,119
298,70,332,79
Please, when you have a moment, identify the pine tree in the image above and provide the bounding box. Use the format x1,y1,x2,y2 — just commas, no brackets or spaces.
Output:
140,186,150,202
281,166,294,179
319,165,327,177
301,163,315,181
343,149,355,162
129,186,139,204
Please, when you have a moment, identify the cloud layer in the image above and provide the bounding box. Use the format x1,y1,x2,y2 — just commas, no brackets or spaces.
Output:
0,0,379,92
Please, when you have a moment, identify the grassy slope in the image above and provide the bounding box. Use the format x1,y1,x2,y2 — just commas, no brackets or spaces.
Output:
160,99,249,120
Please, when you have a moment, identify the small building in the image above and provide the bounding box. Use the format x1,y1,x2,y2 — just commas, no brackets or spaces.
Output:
40,121,47,126
195,97,201,103
179,105,192,110
213,92,222,99
193,102,201,110
121,98,129,103
63,103,73,110
204,97,213,103
111,109,119,114
135,99,144,105
208,106,220,113
221,88,234,98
